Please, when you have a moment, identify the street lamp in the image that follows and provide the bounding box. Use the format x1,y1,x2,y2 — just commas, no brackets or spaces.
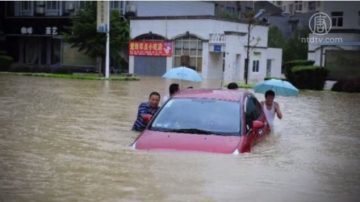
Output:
244,9,266,84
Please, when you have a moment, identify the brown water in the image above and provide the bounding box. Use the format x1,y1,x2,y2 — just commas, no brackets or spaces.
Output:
0,75,359,202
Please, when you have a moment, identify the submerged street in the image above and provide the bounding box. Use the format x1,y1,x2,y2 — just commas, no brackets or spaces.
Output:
0,75,359,202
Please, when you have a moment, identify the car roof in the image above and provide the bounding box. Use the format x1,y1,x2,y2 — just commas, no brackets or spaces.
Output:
172,88,249,102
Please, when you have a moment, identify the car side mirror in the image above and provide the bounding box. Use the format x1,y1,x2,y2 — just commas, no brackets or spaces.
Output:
252,120,264,130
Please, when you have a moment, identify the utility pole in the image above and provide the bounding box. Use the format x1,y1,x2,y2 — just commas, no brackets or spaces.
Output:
245,20,251,85
105,1,110,79
244,9,265,84
97,1,111,78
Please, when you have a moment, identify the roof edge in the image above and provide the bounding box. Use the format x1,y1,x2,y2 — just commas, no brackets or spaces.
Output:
130,15,269,26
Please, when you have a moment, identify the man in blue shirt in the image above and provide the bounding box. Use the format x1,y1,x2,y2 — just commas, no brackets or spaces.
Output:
132,91,161,131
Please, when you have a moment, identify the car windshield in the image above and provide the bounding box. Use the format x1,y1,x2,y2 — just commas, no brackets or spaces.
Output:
150,98,241,136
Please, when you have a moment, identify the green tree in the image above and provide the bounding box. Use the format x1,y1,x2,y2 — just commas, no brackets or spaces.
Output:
283,28,309,63
64,2,129,74
268,26,285,48
268,26,309,63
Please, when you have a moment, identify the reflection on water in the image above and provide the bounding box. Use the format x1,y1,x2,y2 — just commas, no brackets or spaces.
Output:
0,75,359,202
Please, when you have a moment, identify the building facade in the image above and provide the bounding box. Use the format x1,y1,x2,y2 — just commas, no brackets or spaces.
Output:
273,1,321,15
129,17,283,83
128,1,283,83
1,1,284,82
258,1,316,40
307,1,360,80
1,1,125,70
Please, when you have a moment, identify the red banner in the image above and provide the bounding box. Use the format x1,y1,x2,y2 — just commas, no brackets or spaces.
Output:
129,41,173,57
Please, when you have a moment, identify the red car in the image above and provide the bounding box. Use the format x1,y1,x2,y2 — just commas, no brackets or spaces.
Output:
131,89,271,154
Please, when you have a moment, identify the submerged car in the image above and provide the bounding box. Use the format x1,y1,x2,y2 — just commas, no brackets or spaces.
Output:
131,89,271,154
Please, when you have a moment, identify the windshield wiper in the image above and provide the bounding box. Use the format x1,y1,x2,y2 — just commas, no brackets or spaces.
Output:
166,128,214,134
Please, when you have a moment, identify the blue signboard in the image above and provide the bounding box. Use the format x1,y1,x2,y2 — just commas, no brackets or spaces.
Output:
214,44,222,52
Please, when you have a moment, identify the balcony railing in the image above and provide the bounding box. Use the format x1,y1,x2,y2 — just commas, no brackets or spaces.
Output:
12,1,76,17
8,1,126,17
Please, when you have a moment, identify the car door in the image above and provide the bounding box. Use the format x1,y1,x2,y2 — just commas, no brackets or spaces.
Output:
244,95,267,145
251,96,270,142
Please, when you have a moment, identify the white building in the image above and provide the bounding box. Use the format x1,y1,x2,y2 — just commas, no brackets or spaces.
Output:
273,1,321,15
128,1,283,83
307,1,360,80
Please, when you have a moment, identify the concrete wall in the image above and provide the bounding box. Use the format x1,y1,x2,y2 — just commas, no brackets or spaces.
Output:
308,33,360,66
223,34,240,82
248,48,267,83
131,19,269,47
130,1,215,17
130,18,282,82
207,53,223,80
267,48,283,78
321,1,360,30
306,1,360,68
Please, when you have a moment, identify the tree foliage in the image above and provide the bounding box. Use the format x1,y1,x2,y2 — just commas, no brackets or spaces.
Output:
268,26,285,48
283,28,309,63
268,26,309,63
64,2,129,72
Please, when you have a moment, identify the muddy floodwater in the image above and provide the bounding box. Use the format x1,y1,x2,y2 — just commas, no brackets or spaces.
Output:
0,75,359,202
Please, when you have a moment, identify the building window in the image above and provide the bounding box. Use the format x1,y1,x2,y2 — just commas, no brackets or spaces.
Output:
110,1,124,14
79,1,88,9
22,1,31,10
289,4,294,14
63,1,76,15
46,1,59,10
295,1,302,11
245,6,252,11
174,35,203,72
45,1,60,16
245,96,262,132
252,60,259,72
331,12,343,27
18,1,34,16
308,1,316,11
226,6,235,14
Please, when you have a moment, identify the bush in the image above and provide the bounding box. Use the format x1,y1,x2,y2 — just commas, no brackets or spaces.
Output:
264,77,286,81
289,65,328,90
283,60,315,78
0,55,14,71
332,78,360,93
52,66,97,74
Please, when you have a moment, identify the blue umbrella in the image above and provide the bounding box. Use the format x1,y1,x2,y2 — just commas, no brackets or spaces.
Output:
162,66,202,82
254,79,299,96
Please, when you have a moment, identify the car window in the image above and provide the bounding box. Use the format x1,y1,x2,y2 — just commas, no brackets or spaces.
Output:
245,96,263,132
150,98,241,136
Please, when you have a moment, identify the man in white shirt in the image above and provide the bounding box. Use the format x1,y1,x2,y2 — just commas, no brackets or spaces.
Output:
260,90,282,128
